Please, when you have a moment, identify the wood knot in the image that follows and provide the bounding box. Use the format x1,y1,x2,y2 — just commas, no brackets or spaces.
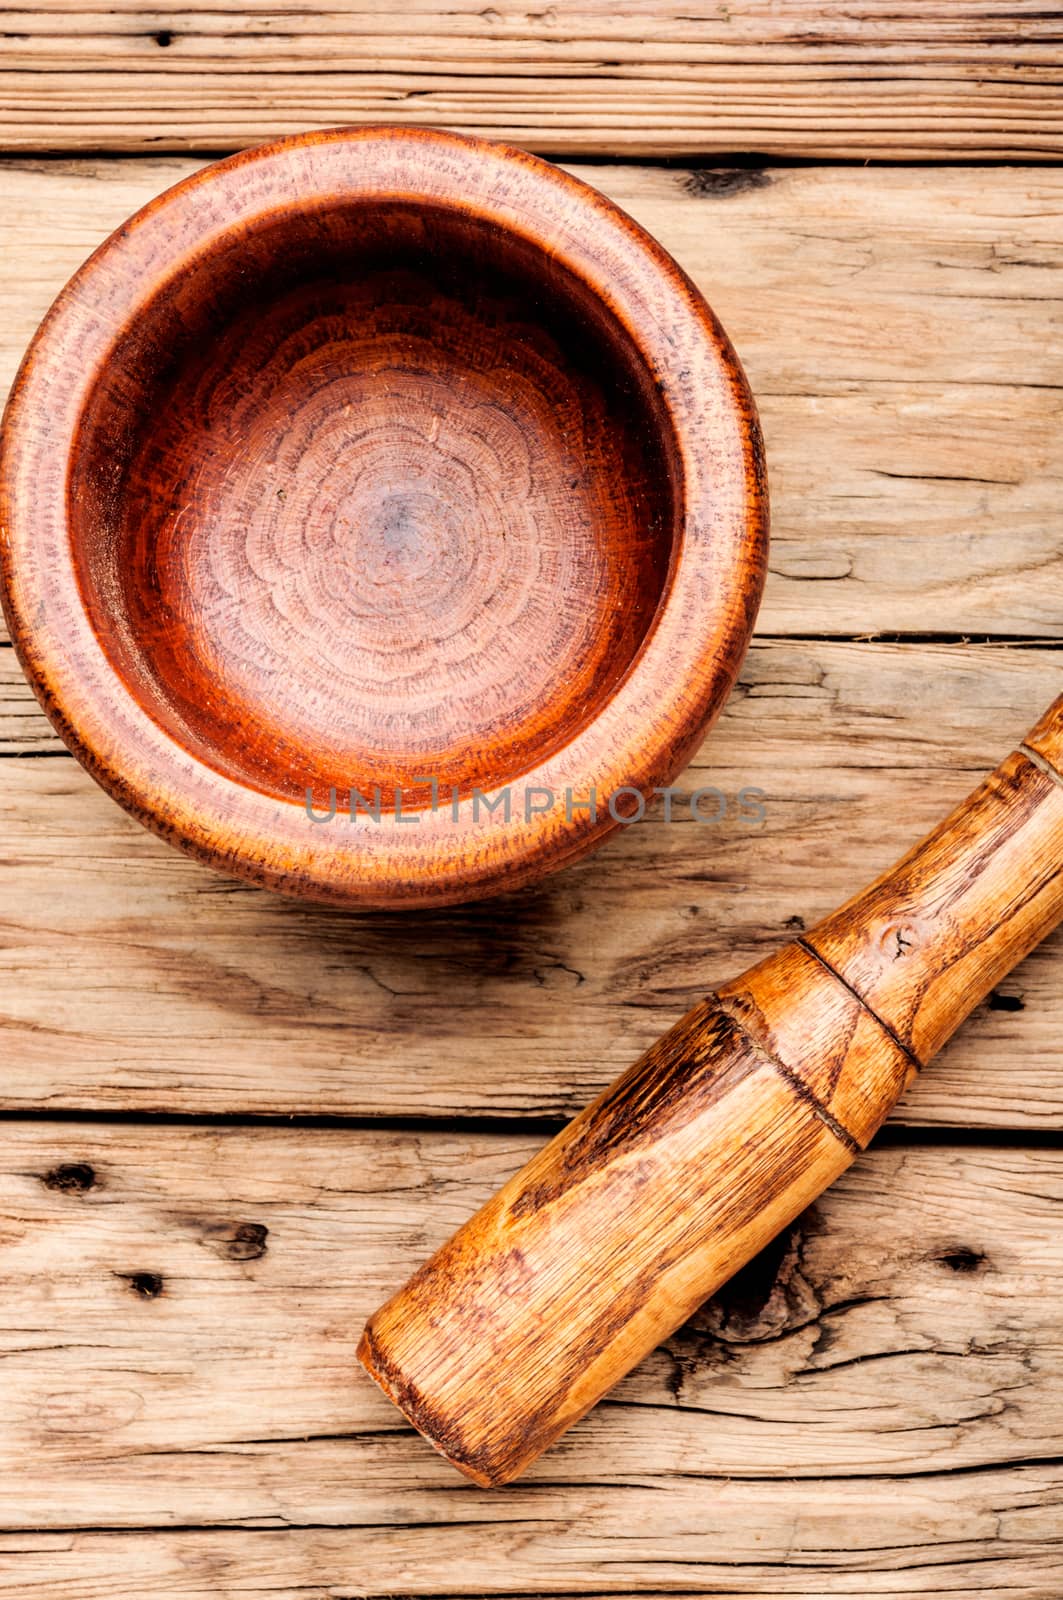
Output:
118,1271,164,1298
880,920,927,960
988,990,1025,1012
204,1221,269,1261
682,166,772,200
42,1162,98,1195
936,1246,987,1274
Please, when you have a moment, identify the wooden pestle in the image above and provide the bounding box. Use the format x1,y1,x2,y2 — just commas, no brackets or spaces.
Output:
359,696,1063,1486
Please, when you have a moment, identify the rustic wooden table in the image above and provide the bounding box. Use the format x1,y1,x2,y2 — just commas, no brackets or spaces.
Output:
1,6,1062,1596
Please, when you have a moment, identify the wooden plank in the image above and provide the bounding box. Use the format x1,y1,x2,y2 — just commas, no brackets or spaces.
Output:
2,159,1062,637
0,1124,1061,1596
0,3,1061,159
0,639,1060,1125
3,1521,1060,1600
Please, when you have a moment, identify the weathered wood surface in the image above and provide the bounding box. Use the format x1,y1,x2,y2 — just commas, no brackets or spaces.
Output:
3,158,1062,638
1,3,1061,160
0,18,1060,1595
1,1126,1061,1594
3,1537,1062,1600
0,639,1060,1124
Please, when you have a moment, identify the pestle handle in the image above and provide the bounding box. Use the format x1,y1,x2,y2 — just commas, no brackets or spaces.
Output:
359,696,1063,1487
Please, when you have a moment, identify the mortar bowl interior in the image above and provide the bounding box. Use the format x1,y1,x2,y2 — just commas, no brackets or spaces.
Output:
71,198,680,813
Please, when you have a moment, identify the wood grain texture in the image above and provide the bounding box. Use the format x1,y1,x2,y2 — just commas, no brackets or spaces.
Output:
1,1124,1062,1592
0,639,1060,1124
0,127,766,908
2,158,1060,638
1,3,1062,159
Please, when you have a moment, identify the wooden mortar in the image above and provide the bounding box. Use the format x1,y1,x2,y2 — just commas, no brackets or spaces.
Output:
360,694,1063,1484
0,126,766,908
